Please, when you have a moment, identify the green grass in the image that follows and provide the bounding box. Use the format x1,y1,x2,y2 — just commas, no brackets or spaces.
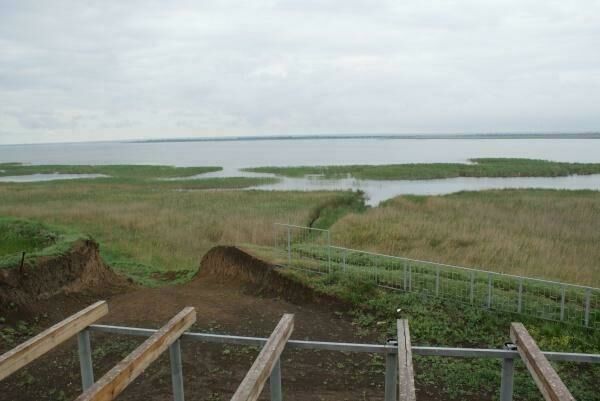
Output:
276,267,600,401
0,176,362,284
0,162,222,180
0,162,280,189
0,218,54,257
0,217,88,269
329,189,600,286
306,191,367,229
266,242,599,328
244,158,600,180
1,163,599,399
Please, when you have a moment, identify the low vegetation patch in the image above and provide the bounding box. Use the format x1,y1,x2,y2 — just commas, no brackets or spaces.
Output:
244,158,600,180
0,217,87,269
329,189,600,286
0,177,362,283
307,191,366,229
278,268,600,401
0,162,222,180
0,218,55,257
0,162,279,189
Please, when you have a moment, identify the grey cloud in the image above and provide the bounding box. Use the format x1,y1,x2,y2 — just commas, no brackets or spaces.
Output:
0,0,599,144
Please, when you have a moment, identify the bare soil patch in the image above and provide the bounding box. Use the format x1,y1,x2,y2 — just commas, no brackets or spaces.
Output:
0,239,129,320
0,246,396,401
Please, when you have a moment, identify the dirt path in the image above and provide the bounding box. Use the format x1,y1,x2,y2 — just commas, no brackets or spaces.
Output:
0,247,391,401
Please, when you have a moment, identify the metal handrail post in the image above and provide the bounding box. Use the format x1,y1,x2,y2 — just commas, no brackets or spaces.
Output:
384,340,398,401
169,339,185,401
270,357,283,401
500,356,515,401
77,329,94,391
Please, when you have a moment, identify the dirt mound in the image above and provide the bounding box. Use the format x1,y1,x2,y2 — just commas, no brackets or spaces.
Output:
1,246,381,401
0,239,128,317
197,246,348,308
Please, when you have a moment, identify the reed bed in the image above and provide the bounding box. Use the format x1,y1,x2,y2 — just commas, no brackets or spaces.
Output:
245,158,600,180
0,181,352,284
330,190,600,286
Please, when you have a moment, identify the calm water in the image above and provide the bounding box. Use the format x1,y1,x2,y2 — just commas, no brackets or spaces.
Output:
2,138,600,166
2,138,600,204
0,173,107,183
249,174,600,205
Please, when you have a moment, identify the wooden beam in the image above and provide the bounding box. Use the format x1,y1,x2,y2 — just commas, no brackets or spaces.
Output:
75,307,196,401
510,323,575,401
397,319,416,401
0,300,108,381
230,314,294,401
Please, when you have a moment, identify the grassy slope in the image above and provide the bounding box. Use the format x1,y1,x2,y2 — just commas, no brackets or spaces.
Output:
0,217,87,269
0,179,361,285
244,158,600,180
329,189,600,286
1,168,599,399
278,269,600,401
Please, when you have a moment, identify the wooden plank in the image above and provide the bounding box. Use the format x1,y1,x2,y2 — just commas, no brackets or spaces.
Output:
397,319,416,401
230,314,294,401
76,307,196,401
0,300,108,381
510,323,575,401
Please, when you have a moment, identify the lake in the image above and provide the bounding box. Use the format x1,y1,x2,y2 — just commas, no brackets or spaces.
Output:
2,138,600,166
2,138,600,204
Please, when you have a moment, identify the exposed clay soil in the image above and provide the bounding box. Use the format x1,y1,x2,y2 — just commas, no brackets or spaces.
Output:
0,245,400,401
0,239,129,320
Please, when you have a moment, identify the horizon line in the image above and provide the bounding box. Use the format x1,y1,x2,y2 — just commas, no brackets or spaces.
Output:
2,131,600,146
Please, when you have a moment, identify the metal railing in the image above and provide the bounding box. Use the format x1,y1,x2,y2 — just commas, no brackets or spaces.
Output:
4,301,598,400
273,223,600,329
88,323,600,401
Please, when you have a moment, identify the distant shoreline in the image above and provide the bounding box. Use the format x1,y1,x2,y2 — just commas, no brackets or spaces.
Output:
2,132,600,147
132,132,600,143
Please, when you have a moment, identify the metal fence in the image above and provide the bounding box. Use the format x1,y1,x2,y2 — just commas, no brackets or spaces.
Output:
273,223,600,329
89,323,600,401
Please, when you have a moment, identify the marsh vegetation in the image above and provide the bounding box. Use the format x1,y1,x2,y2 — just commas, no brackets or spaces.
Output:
245,158,600,180
0,177,356,285
1,162,599,400
329,189,600,286
1,162,599,286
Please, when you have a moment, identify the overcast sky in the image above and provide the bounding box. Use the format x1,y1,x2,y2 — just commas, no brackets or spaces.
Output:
1,1,599,144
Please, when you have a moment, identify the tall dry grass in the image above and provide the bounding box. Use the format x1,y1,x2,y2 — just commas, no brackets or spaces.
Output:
331,190,600,286
0,182,344,279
